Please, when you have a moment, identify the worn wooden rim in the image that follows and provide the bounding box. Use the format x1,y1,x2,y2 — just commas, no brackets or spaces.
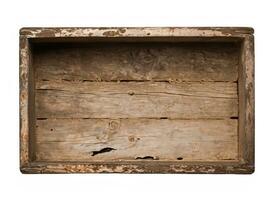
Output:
20,27,254,38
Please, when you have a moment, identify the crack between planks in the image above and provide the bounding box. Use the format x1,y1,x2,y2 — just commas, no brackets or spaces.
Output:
38,79,238,83
36,89,237,99
36,117,238,121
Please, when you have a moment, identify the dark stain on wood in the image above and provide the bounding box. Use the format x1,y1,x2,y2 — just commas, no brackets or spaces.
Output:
91,147,116,156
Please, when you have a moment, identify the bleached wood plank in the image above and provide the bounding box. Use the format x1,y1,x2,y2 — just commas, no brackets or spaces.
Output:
36,81,238,119
35,119,238,161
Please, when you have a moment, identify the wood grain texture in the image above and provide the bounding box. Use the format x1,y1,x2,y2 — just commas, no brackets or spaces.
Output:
20,36,32,168
19,27,255,174
33,42,239,81
238,35,255,172
35,81,238,119
35,119,238,162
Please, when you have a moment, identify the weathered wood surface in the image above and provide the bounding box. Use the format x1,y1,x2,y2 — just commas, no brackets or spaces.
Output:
36,81,238,119
20,36,31,167
20,27,254,38
35,119,238,161
238,35,255,167
33,40,239,164
20,27,255,174
20,162,254,174
34,42,239,81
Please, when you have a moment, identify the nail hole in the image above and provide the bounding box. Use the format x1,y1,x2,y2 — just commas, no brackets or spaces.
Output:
128,91,134,96
37,118,47,120
177,157,183,160
50,128,53,131
230,116,238,119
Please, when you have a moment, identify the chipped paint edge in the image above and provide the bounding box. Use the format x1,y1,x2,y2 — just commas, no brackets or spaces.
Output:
21,162,254,174
19,27,254,38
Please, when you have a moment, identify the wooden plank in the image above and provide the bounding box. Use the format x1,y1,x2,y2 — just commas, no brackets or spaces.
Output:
35,119,238,162
35,81,238,119
33,42,239,81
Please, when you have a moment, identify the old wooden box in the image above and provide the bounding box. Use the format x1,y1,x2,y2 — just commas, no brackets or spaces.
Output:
20,27,254,173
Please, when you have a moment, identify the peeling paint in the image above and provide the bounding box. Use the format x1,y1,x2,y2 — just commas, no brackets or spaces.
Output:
20,27,253,38
20,36,30,167
20,162,254,174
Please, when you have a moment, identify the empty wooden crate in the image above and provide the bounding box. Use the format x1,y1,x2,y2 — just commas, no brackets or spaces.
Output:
20,27,254,173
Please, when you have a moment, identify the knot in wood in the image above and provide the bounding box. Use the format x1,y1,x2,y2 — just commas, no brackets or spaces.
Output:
109,120,120,131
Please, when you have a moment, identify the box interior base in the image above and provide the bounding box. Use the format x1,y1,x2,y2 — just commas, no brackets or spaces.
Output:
31,40,241,162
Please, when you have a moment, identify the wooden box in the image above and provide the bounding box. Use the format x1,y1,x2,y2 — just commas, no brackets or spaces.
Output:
20,27,254,173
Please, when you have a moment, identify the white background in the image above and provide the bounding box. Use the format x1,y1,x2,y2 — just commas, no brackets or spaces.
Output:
0,0,266,199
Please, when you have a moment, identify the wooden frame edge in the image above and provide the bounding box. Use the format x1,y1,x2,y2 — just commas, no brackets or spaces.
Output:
20,161,253,174
242,35,255,171
20,35,30,171
19,27,254,38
